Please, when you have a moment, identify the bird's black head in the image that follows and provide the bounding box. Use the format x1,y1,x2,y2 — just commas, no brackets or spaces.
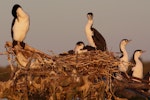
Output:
76,41,85,46
121,39,131,43
134,50,145,54
120,39,131,46
12,4,21,18
133,49,145,59
87,12,93,16
87,12,93,20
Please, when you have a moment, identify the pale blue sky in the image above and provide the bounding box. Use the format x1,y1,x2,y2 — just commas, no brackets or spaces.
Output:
0,1,150,66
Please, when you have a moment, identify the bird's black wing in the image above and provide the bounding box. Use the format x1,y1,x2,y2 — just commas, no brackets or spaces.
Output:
11,18,15,40
91,28,107,51
83,45,96,51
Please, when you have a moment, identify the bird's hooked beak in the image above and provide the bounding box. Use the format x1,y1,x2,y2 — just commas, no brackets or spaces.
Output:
127,39,132,43
141,50,146,53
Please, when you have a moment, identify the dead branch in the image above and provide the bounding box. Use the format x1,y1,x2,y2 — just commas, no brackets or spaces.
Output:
0,41,150,100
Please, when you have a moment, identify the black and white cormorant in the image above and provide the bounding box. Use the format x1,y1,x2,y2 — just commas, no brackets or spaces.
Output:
132,50,144,79
11,4,30,49
85,12,107,51
74,41,95,54
116,39,131,80
74,41,87,54
118,39,131,73
59,41,95,56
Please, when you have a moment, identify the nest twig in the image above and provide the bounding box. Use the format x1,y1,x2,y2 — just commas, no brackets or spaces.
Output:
0,41,150,100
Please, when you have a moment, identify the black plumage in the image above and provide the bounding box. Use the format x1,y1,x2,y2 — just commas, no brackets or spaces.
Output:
85,12,107,51
91,28,107,51
11,4,21,40
11,4,29,49
83,45,96,51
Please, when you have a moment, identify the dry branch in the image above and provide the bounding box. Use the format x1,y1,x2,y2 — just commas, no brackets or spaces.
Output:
0,41,150,100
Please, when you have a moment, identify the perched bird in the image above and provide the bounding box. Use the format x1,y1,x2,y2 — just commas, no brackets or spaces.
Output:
11,4,30,49
132,50,145,79
59,41,86,56
74,41,87,54
74,41,96,54
118,39,131,72
59,41,95,56
116,39,131,80
85,12,107,51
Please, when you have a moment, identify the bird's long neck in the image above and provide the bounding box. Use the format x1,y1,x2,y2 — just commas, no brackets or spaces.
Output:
134,55,142,66
85,19,96,47
85,19,93,32
120,45,128,60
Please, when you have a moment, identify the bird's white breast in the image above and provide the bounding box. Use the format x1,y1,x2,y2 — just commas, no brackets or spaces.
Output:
74,45,87,54
85,21,96,47
13,18,29,42
132,62,143,79
118,52,129,72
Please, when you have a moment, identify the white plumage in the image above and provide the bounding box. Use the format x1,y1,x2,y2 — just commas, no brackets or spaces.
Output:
11,4,30,48
85,12,107,51
74,41,87,54
132,50,144,79
118,39,131,72
12,8,29,41
85,17,96,48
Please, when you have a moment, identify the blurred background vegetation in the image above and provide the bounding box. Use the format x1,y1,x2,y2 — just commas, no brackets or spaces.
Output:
0,65,11,81
0,62,149,81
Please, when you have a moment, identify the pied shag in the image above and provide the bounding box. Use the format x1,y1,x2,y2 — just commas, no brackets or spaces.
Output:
74,41,87,54
74,41,96,54
132,50,145,79
59,41,95,56
116,39,131,80
85,12,107,51
11,4,30,49
118,39,131,72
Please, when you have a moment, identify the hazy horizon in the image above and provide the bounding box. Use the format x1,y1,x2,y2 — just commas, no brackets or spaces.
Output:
0,1,150,66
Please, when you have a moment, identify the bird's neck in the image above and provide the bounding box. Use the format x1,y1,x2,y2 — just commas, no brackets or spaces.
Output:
86,20,93,29
85,19,96,47
85,19,93,36
121,45,128,59
17,8,29,19
134,56,142,65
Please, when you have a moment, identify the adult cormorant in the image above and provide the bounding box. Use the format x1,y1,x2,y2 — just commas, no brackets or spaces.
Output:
11,4,30,49
85,12,107,51
132,50,144,79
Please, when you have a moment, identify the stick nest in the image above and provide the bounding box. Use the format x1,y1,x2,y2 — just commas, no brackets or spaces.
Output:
0,41,150,100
